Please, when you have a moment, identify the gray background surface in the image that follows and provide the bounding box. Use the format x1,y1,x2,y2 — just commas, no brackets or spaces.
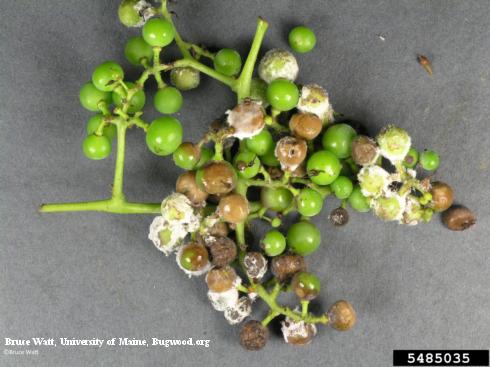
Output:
1,0,489,366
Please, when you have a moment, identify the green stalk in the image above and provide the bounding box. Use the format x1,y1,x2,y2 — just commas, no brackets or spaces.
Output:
170,58,236,89
161,0,192,59
236,17,269,101
112,121,127,200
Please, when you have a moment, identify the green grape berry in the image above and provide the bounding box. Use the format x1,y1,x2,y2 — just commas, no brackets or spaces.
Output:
124,36,153,66
419,150,440,171
233,151,260,178
142,18,175,47
118,0,141,27
331,176,354,200
403,147,419,168
260,145,280,167
322,123,357,159
170,67,200,91
261,230,286,257
306,150,341,185
79,82,112,112
287,221,321,256
261,187,293,212
266,79,299,111
245,129,274,156
291,271,321,301
348,186,371,212
82,134,112,160
296,188,323,217
213,48,242,76
288,26,316,53
86,114,116,141
154,86,183,114
92,61,124,92
172,142,201,170
146,116,183,156
112,82,146,113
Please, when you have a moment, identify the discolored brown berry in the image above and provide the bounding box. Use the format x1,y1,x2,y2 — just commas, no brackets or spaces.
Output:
274,136,308,171
175,171,208,205
281,319,317,345
430,181,454,212
442,206,476,231
291,163,306,178
207,221,229,237
227,100,265,139
218,193,250,224
243,251,267,280
239,320,269,351
328,300,356,331
351,135,379,166
289,113,322,140
271,254,306,282
205,266,237,293
207,236,237,267
196,161,237,195
329,207,349,226
179,242,209,272
291,272,320,301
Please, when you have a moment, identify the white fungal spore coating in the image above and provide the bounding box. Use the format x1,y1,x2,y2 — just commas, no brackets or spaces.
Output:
148,216,187,255
401,195,423,225
281,317,317,345
224,297,252,325
258,49,299,83
226,101,265,140
161,193,201,231
376,125,412,163
208,276,242,311
358,166,391,198
371,194,407,222
297,84,334,124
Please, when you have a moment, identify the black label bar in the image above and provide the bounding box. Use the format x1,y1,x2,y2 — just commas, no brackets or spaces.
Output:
393,350,489,366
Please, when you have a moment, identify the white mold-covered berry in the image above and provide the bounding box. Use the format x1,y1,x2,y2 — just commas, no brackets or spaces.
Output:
175,245,212,278
297,84,334,124
208,277,241,311
226,100,265,140
401,195,423,225
371,194,407,222
376,125,412,163
224,297,252,325
258,49,299,83
358,166,391,198
148,216,186,255
119,0,156,28
161,193,201,231
281,317,317,345
242,252,268,281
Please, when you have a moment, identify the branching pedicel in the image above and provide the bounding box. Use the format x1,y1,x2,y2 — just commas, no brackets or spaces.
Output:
40,0,476,350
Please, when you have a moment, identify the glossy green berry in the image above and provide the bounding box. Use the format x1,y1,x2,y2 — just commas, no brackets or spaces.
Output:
266,79,299,111
170,67,200,91
331,176,354,200
82,134,112,160
79,82,111,112
172,142,200,170
306,150,341,185
260,146,280,167
291,271,321,300
296,188,323,217
287,221,321,256
86,114,116,141
261,230,286,257
146,117,183,156
142,18,175,47
92,61,124,92
154,86,183,114
403,148,419,168
288,26,316,53
233,151,260,178
195,147,213,169
419,150,440,171
213,48,242,76
245,129,274,156
348,186,370,212
124,37,153,66
322,123,357,159
112,82,146,113
261,187,293,212
271,217,282,228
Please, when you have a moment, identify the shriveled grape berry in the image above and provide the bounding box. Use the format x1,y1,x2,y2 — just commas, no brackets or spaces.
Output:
442,206,476,231
207,236,237,267
329,207,349,226
240,320,269,351
403,147,419,168
196,161,237,195
271,254,306,281
218,194,250,224
274,136,307,171
351,135,379,166
328,300,356,331
243,252,267,280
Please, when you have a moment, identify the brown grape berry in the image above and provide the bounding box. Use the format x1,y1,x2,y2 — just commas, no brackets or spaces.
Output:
275,136,308,171
271,254,306,281
197,161,237,195
351,135,379,166
328,300,356,331
227,100,265,139
205,265,237,293
239,320,269,351
442,206,476,231
218,193,250,223
430,181,454,212
289,112,322,140
179,242,210,272
242,251,267,280
175,171,208,205
207,236,237,267
329,207,349,226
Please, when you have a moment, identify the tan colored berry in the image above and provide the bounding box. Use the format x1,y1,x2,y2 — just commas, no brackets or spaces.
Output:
328,300,356,331
176,171,209,206
198,161,237,195
289,113,322,140
207,236,237,267
271,254,306,281
430,181,454,212
205,266,237,293
351,135,379,166
442,206,476,231
218,193,250,223
274,136,308,171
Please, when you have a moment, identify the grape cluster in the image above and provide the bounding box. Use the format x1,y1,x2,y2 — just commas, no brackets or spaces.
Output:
41,0,476,350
